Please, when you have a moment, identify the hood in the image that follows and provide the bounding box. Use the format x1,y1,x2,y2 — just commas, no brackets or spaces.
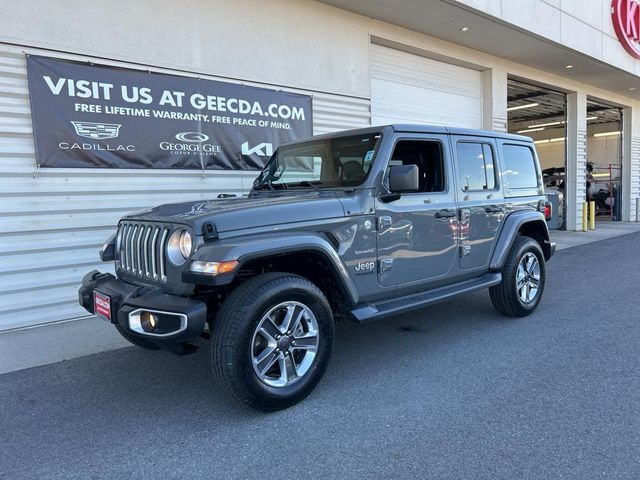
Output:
123,191,347,233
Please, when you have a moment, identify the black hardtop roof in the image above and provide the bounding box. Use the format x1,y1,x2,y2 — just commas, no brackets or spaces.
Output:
286,124,533,145
391,124,533,142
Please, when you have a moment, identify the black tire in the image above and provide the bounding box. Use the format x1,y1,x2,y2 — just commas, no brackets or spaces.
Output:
490,236,546,317
114,324,161,350
210,272,334,411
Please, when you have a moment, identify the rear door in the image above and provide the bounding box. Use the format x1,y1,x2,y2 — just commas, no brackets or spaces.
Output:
375,135,458,287
451,136,506,271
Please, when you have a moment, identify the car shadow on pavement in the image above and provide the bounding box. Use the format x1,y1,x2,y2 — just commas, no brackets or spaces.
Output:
37,288,509,418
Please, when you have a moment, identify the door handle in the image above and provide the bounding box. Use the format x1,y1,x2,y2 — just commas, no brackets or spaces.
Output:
435,209,457,219
485,205,504,213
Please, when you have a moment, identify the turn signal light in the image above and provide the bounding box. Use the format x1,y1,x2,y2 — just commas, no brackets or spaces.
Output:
190,260,239,275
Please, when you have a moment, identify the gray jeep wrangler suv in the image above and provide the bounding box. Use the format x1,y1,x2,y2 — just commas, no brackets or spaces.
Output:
79,124,555,410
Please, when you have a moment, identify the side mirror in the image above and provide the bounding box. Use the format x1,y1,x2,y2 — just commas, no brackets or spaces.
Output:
389,164,419,193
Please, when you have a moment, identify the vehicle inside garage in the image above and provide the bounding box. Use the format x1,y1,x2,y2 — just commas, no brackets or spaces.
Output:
585,98,623,222
507,78,568,229
507,79,624,229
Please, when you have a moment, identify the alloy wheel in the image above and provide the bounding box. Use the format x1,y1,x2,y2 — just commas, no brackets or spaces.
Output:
516,252,541,304
250,301,320,388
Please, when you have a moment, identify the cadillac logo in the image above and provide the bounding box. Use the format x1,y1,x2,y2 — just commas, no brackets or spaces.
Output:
71,121,122,140
612,0,640,59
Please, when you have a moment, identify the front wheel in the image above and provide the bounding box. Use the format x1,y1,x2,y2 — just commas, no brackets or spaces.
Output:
490,236,546,317
210,272,334,411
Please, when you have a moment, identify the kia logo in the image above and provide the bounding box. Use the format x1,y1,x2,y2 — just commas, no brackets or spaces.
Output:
612,0,640,59
175,131,210,143
241,141,274,157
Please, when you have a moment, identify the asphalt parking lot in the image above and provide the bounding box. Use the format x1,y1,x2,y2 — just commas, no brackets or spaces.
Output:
1,233,639,480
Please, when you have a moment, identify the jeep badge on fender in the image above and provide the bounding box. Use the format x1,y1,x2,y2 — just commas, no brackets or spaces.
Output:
79,124,555,411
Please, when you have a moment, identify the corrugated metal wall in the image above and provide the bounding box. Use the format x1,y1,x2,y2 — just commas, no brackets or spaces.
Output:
0,42,371,331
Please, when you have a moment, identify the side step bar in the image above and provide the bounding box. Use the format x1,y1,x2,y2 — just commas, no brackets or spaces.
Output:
350,272,502,323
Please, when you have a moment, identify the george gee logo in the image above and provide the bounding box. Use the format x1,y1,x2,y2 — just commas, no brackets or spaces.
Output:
175,131,210,143
612,0,640,59
71,121,122,140
160,132,221,156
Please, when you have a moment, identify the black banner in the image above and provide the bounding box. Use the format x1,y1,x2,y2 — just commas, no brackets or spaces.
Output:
26,55,313,170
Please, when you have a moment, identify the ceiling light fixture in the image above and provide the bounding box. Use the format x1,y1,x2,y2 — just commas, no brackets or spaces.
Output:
593,131,621,137
565,65,574,69
534,139,549,145
460,26,470,32
528,121,565,128
549,137,565,142
586,116,598,121
518,127,545,133
629,87,637,91
507,102,540,112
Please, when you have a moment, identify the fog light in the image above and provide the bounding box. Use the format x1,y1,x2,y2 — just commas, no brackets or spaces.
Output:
190,260,239,275
140,311,159,332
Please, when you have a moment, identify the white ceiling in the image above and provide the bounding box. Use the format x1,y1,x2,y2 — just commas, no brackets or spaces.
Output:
319,0,640,101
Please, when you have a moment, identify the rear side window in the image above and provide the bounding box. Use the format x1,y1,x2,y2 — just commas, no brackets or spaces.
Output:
502,145,538,189
456,142,496,191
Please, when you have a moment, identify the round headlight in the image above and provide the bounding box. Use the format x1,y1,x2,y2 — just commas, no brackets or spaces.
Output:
167,229,192,265
179,231,192,258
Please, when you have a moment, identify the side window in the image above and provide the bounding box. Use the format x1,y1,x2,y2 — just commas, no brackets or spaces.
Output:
502,145,538,189
388,140,445,193
456,142,497,191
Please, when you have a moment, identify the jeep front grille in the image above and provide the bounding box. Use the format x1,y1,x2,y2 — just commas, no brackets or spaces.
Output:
116,222,171,282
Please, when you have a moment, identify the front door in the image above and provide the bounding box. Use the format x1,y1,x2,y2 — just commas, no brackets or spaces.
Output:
451,136,506,271
376,136,458,287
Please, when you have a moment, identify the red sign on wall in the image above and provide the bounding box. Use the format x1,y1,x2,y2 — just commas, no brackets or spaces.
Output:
612,0,640,58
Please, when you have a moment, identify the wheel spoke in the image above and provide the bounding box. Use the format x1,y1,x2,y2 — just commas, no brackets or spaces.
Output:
255,347,279,375
258,319,280,342
516,265,526,282
518,285,526,302
281,304,304,334
292,335,318,351
278,353,297,384
525,255,535,273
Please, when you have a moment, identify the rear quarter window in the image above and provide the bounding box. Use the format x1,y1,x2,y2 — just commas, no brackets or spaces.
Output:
502,144,539,189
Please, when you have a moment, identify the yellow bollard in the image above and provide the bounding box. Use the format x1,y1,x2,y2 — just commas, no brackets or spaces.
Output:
582,202,588,232
589,201,596,230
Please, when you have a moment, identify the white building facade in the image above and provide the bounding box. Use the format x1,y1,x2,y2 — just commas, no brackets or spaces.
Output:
0,0,639,334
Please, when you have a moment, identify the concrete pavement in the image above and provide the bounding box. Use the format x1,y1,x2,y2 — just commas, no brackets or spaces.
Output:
0,232,639,479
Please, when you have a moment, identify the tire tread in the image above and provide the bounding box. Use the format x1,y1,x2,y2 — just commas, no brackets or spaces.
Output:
210,272,331,410
489,236,545,317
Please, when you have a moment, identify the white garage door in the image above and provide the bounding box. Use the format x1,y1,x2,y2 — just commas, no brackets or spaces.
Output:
371,44,483,129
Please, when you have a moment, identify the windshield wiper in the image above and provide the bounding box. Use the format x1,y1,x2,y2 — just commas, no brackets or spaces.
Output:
253,182,274,191
291,180,322,193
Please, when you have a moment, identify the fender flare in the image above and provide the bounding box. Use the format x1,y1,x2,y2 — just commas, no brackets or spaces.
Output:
489,210,553,270
182,232,359,304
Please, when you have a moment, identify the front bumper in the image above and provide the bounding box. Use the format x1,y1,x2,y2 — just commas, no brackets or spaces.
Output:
78,270,207,351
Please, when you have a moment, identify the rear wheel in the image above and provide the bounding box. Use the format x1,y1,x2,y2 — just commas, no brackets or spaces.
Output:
490,236,546,317
210,272,334,411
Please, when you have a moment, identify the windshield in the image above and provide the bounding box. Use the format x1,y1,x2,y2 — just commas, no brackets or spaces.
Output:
253,133,381,190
